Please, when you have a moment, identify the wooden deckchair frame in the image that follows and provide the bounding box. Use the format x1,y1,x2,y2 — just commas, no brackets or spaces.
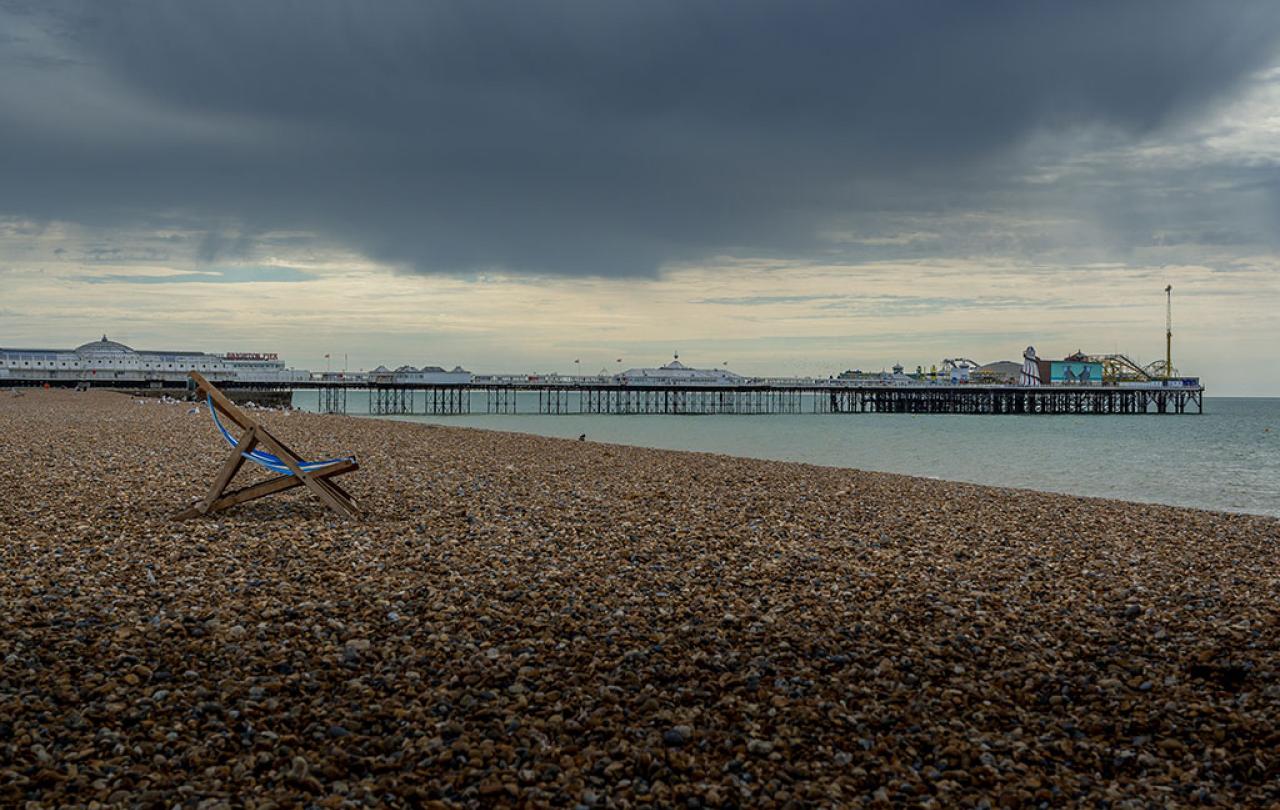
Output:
174,371,362,520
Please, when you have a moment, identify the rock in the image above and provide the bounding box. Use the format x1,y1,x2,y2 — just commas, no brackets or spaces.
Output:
747,739,774,755
663,726,691,747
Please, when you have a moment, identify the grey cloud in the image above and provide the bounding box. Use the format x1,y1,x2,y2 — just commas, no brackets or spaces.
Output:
699,292,1124,316
195,231,255,264
2,1,1279,276
75,266,314,284
692,295,841,307
82,246,173,263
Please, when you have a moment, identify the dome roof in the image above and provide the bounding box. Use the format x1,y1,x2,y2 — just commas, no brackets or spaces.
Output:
75,334,135,356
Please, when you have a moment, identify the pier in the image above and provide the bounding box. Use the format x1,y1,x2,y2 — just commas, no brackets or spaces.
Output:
4,334,1207,417
12,374,1205,416
289,380,1203,416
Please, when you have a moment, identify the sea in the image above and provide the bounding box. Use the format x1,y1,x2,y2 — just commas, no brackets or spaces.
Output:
293,393,1280,518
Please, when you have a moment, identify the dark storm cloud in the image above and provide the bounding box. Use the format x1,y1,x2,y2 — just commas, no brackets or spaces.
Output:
2,0,1279,276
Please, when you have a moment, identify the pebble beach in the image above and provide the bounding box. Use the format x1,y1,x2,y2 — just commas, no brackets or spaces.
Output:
2,389,1278,808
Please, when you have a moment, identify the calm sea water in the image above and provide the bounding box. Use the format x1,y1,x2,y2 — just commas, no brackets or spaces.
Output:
294,393,1280,518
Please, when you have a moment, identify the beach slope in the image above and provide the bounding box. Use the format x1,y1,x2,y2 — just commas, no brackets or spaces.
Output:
2,390,1277,806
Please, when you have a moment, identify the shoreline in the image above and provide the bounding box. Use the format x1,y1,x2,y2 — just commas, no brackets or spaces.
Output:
3,389,1278,805
378,415,1253,522
357,407,1280,521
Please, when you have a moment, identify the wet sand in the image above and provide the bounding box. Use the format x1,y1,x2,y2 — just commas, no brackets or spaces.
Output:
2,389,1278,807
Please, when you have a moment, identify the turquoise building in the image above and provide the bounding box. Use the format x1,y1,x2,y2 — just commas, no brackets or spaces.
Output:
1048,360,1103,385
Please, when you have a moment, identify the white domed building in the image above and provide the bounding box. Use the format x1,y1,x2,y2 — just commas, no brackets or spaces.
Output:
616,357,745,386
0,335,306,385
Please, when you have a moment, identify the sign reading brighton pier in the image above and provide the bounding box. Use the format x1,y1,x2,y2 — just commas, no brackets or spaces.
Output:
223,353,278,361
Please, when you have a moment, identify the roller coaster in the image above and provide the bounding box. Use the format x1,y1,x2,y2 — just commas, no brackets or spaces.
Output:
1081,353,1177,383
937,353,1175,384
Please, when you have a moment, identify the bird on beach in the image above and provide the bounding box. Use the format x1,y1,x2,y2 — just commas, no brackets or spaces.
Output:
578,433,587,441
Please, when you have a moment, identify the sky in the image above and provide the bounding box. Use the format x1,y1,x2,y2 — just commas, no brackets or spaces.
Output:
2,2,1279,394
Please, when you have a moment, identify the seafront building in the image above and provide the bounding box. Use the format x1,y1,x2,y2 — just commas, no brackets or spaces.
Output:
0,335,309,385
0,334,478,387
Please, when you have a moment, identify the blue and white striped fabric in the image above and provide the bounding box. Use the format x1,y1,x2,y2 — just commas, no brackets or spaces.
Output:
207,395,351,475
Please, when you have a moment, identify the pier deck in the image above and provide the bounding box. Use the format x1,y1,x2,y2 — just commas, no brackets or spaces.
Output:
318,382,1203,416
13,378,1204,415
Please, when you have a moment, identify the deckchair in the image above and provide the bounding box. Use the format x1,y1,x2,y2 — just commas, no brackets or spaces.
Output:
174,371,362,520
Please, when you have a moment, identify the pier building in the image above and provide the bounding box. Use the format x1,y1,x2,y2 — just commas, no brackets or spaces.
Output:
617,358,744,386
370,365,473,385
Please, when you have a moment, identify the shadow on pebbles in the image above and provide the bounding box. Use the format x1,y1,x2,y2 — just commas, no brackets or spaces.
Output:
1,389,1278,807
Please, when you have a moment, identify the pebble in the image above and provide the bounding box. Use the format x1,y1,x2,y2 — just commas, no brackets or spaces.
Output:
747,738,775,755
663,726,691,747
1,389,1277,806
